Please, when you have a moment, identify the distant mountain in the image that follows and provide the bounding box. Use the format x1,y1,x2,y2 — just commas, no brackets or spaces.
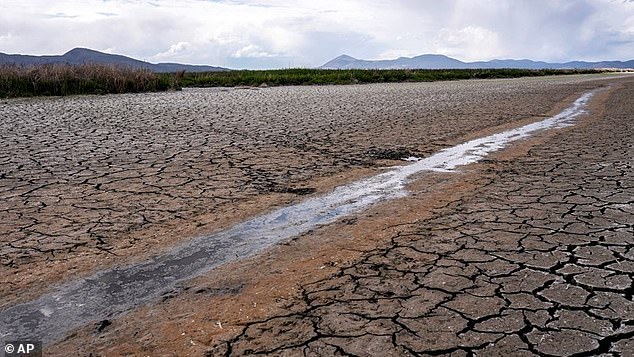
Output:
0,48,228,72
320,54,634,70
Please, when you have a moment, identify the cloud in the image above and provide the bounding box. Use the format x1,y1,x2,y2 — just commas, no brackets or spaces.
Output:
2,0,634,68
232,44,276,58
151,42,195,62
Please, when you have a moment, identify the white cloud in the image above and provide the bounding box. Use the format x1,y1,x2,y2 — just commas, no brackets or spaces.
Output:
232,44,276,58
151,42,194,62
1,0,634,68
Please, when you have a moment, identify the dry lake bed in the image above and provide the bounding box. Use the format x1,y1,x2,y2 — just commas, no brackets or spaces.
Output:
1,74,633,356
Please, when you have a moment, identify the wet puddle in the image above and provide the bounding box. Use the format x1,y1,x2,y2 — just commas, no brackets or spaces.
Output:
0,90,596,344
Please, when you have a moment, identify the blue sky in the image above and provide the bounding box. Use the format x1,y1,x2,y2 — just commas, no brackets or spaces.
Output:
1,0,633,69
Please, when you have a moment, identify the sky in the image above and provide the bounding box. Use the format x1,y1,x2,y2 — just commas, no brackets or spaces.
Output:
1,0,634,69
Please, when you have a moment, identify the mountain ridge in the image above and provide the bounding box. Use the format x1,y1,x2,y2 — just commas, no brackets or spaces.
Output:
320,54,634,70
0,48,228,72
2,48,633,71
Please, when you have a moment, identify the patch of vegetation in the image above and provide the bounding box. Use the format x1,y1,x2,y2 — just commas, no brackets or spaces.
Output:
0,65,604,98
0,64,174,98
174,68,603,88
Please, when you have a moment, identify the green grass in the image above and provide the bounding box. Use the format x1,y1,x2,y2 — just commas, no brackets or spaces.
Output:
1,65,603,98
173,68,603,88
0,64,174,98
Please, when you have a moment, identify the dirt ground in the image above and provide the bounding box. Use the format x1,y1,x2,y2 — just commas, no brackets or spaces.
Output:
1,74,633,355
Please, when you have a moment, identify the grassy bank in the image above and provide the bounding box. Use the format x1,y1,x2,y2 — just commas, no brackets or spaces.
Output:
0,64,174,98
1,65,603,98
175,68,602,88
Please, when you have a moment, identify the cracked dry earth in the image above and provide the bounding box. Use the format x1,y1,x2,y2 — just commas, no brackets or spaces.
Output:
0,75,613,307
3,75,634,356
205,84,634,355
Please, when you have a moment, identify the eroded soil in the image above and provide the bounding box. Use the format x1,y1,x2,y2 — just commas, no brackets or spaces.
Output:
2,75,632,355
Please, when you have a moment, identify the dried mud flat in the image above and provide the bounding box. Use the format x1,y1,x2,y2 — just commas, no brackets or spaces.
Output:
2,74,633,355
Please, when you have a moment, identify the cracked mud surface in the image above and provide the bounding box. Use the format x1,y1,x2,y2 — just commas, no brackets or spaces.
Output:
1,75,616,307
3,75,634,356
202,81,633,356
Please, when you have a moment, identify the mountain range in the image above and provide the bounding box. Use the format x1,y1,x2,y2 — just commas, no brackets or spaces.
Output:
2,48,633,72
0,48,227,72
320,54,634,70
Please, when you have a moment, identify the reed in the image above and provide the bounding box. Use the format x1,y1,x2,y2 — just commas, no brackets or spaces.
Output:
0,63,173,98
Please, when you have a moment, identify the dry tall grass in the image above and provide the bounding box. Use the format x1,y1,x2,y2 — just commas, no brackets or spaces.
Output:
0,63,172,98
